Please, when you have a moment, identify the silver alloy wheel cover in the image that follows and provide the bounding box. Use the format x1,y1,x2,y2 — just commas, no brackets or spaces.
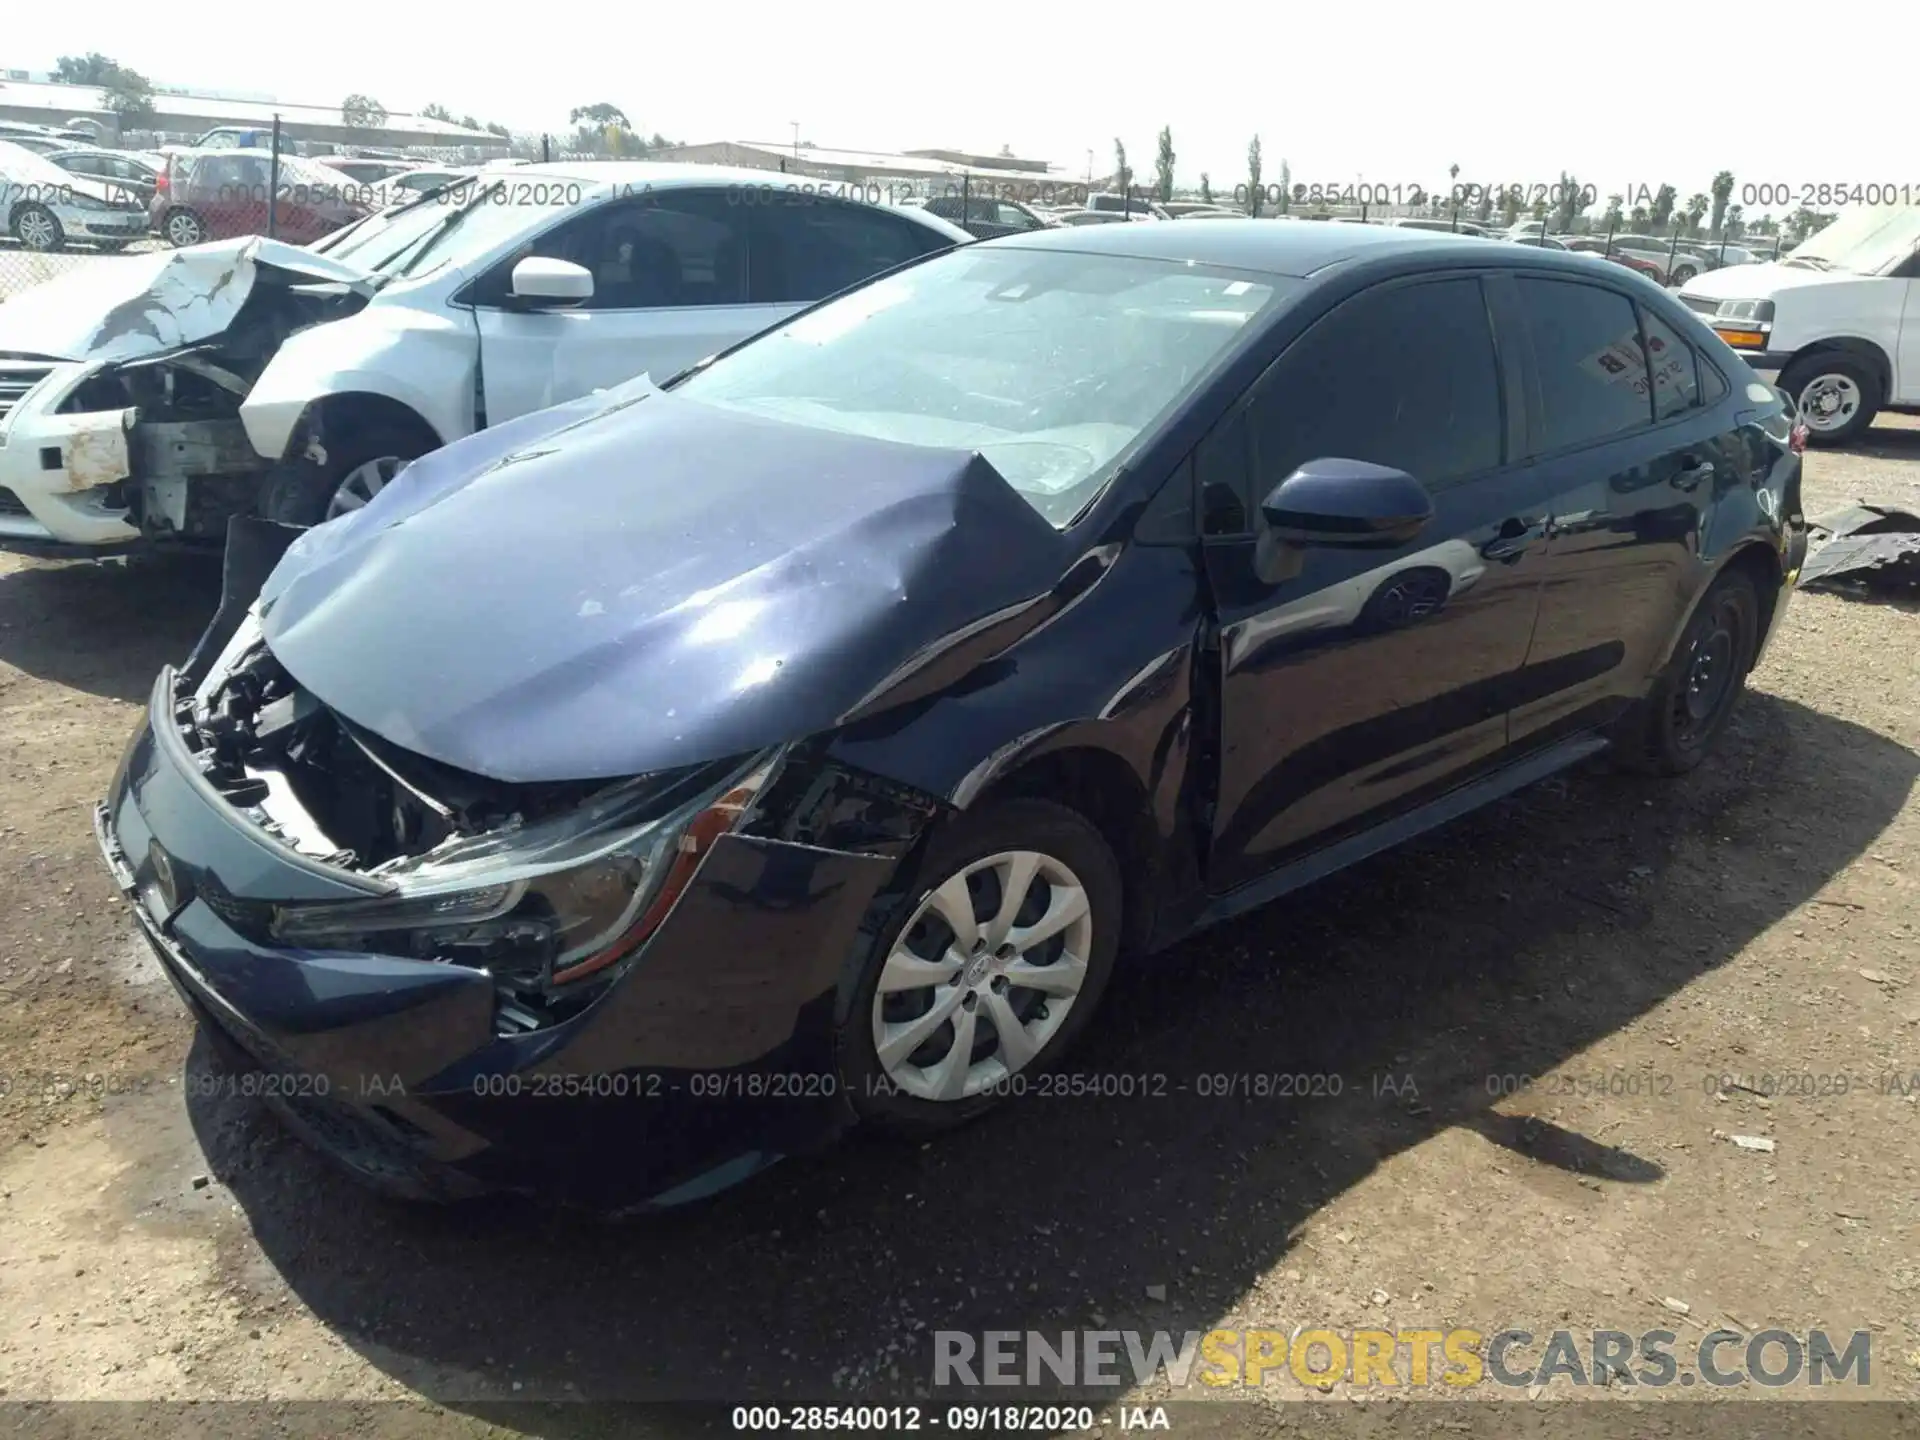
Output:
17,208,57,250
326,456,403,518
871,848,1093,1102
1799,373,1862,433
165,212,201,246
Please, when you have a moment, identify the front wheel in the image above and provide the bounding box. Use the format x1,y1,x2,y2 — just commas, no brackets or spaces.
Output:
259,420,430,527
843,798,1122,1134
1612,568,1761,776
161,208,207,248
1670,262,1698,285
1781,354,1881,446
11,203,65,252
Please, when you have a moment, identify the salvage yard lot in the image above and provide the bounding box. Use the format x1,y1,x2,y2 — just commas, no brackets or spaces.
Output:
1,424,1918,1426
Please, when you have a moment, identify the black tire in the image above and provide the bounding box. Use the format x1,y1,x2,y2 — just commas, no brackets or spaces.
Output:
1780,353,1881,446
842,798,1123,1135
161,207,207,248
1670,262,1698,285
11,202,65,252
1612,568,1760,776
259,420,431,528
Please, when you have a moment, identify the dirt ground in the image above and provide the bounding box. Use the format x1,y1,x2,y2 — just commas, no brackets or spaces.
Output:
2,421,1919,1437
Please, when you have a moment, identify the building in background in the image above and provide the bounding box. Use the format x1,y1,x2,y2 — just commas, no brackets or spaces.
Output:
0,73,506,157
646,140,1080,200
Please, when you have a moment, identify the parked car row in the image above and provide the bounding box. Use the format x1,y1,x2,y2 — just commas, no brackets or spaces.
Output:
0,162,971,548
84,215,1808,1208
3,138,499,252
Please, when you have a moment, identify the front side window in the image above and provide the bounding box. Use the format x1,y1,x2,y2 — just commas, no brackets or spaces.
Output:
674,248,1284,526
1243,277,1503,494
1515,277,1654,452
472,191,748,310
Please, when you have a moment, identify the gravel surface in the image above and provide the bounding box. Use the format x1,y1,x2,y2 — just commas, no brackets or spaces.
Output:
1,420,1918,1432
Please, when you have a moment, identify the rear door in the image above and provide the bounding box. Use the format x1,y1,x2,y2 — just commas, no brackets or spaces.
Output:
1200,274,1552,894
1502,275,1731,744
470,188,779,423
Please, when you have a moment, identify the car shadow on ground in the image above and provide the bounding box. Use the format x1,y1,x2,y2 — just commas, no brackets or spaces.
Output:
0,552,221,702
177,688,1912,1431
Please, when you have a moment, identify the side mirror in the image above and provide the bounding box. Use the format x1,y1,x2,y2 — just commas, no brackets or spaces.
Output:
1261,457,1433,548
510,256,593,306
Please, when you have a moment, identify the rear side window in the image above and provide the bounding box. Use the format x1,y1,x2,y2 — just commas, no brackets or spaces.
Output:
1515,277,1653,452
1639,309,1702,420
1242,277,1503,493
748,203,946,304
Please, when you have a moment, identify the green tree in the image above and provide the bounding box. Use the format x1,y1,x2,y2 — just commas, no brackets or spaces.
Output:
570,102,630,129
1199,172,1212,204
1277,157,1291,214
1155,125,1176,204
1114,138,1132,204
1500,188,1521,227
1602,193,1624,230
341,93,388,128
1782,207,1835,246
1724,203,1745,239
1684,192,1710,234
1552,171,1583,232
1709,170,1735,236
1650,184,1677,231
55,52,154,126
1475,185,1493,224
485,122,511,139
1245,136,1262,218
421,102,454,122
1532,193,1549,223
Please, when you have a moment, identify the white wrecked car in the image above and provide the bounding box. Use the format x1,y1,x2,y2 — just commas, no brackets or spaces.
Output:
0,162,966,548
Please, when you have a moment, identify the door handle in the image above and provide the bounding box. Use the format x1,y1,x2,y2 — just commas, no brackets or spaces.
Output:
1481,516,1546,561
1675,456,1716,491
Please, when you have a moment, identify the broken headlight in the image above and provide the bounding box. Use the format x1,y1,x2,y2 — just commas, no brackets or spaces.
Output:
268,753,777,990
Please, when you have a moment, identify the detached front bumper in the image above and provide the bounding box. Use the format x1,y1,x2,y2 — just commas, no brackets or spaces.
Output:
0,361,140,548
96,668,899,1209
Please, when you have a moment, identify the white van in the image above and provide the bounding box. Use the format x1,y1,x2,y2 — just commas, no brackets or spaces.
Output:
1678,206,1920,444
0,162,966,548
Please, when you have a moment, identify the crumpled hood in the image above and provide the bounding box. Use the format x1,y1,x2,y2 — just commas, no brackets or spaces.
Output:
258,383,1069,783
0,235,374,363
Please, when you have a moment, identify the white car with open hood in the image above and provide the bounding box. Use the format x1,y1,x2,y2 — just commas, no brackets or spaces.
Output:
0,162,967,548
1677,205,1920,445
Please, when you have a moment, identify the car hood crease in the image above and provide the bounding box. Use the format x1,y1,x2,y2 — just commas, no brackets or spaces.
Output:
0,235,375,364
256,389,1068,783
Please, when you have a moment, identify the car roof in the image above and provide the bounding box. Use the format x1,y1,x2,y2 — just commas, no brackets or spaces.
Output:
978,217,1511,277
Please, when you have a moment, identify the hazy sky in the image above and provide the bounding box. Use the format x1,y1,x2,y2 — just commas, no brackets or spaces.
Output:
11,1,1914,212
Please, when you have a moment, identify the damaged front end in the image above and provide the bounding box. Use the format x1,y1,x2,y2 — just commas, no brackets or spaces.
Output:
0,239,374,548
178,612,779,1032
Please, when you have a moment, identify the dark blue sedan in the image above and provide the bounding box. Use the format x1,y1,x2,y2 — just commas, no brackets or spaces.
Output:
96,219,1808,1208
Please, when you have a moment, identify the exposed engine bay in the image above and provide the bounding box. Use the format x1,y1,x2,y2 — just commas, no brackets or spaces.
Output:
177,635,744,1030
53,281,367,541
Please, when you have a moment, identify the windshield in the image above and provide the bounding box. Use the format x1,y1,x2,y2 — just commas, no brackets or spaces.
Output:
384,177,589,280
1782,206,1920,274
674,247,1285,526
0,139,82,186
320,192,470,271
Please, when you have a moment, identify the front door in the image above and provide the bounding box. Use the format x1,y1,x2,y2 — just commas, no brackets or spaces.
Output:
1200,275,1552,896
471,189,793,424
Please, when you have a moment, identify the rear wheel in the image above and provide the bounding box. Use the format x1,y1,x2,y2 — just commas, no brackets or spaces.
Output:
1781,353,1881,446
1670,261,1698,285
161,208,207,248
11,203,64,252
843,799,1122,1134
259,420,431,527
1613,568,1760,776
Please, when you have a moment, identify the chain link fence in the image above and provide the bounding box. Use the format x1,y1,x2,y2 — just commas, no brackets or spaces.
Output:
0,239,163,301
